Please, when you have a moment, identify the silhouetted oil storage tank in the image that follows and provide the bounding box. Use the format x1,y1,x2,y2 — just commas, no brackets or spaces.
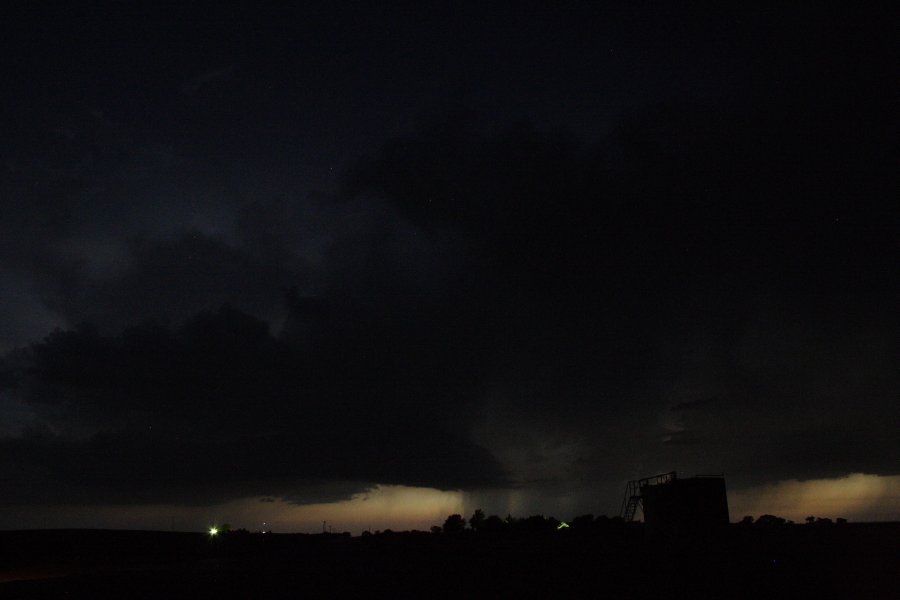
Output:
623,472,729,540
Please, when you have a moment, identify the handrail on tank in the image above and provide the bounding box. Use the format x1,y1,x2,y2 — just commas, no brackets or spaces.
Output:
620,471,677,520
636,471,676,487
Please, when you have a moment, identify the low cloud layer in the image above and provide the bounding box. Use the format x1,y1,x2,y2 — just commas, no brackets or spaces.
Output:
0,304,507,505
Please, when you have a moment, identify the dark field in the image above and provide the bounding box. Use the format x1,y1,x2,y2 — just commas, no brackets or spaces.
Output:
1,523,898,599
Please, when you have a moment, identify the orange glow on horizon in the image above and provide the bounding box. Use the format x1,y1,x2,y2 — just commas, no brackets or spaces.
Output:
3,475,899,533
729,473,900,522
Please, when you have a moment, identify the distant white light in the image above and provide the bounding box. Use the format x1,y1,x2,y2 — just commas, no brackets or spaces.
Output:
209,527,219,536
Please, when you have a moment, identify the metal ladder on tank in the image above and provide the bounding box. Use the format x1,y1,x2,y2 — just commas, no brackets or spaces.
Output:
620,479,642,522
620,472,677,522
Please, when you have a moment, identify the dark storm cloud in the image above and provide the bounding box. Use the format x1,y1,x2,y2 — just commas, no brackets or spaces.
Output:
181,64,236,97
659,295,900,486
669,398,719,412
0,3,895,515
0,101,322,345
48,230,311,334
337,87,897,492
2,92,895,507
0,304,507,505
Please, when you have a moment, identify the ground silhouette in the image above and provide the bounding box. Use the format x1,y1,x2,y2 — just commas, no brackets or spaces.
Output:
1,515,897,599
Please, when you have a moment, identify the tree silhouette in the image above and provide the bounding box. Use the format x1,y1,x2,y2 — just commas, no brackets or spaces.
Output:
571,514,594,531
470,509,486,532
443,514,466,534
481,514,506,533
755,514,787,528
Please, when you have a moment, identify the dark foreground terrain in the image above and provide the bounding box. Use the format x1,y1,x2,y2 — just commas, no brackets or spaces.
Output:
1,523,898,599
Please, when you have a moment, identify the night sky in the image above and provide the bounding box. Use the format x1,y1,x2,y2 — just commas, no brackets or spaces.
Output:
1,3,897,532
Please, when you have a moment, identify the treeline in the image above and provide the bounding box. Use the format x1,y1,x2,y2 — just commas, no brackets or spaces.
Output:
216,511,850,538
426,510,852,535
736,514,848,528
433,510,632,535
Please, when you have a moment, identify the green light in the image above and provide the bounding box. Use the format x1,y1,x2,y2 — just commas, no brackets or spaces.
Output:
209,527,219,536
557,522,569,529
